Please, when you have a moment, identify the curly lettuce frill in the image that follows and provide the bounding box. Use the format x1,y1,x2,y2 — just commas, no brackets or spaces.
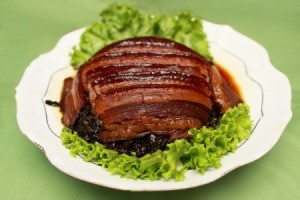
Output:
70,4,211,68
61,103,252,181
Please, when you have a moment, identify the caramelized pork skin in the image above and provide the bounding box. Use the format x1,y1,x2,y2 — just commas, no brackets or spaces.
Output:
60,37,241,148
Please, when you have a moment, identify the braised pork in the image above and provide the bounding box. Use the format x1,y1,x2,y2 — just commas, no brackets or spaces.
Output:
60,37,241,156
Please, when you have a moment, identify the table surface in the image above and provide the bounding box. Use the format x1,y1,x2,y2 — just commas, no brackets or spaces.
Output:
1,0,299,199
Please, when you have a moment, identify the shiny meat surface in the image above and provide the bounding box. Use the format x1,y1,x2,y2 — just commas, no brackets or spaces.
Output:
60,36,241,156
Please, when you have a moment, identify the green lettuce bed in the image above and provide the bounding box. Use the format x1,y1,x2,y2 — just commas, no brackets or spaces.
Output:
62,104,252,181
70,4,211,68
62,4,253,181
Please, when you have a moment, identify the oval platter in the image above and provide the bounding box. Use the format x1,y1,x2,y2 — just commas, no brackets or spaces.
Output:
16,21,292,191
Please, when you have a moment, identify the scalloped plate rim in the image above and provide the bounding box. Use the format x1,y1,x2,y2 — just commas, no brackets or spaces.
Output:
15,20,292,191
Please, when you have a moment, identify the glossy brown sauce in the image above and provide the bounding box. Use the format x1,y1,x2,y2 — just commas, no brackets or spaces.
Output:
215,63,243,101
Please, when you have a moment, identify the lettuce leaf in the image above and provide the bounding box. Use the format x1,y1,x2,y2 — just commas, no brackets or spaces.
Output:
64,4,252,181
61,103,252,181
70,4,211,67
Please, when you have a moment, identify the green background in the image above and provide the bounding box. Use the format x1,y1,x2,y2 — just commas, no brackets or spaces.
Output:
1,0,299,199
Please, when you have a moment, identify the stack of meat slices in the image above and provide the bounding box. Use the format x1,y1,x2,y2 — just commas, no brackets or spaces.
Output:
60,37,241,157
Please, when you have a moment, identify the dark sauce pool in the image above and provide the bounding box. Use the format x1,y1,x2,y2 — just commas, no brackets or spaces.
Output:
215,63,243,101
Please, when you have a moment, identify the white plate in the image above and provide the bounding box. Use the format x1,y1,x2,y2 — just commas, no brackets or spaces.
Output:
16,21,292,191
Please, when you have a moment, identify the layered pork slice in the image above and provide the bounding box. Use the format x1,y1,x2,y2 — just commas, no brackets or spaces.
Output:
60,37,241,156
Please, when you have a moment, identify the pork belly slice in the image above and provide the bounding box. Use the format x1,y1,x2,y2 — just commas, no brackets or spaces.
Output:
81,53,211,90
61,72,86,127
85,63,204,85
85,63,210,96
99,116,201,143
87,37,208,64
100,101,210,125
92,87,212,115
